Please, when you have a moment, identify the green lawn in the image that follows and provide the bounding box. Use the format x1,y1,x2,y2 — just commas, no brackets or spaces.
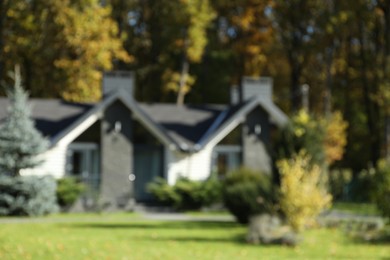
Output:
0,213,389,260
332,202,380,216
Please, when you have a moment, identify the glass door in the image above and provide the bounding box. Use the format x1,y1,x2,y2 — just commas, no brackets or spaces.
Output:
67,143,100,191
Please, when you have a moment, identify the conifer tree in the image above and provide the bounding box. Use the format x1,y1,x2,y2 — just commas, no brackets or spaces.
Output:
0,66,48,176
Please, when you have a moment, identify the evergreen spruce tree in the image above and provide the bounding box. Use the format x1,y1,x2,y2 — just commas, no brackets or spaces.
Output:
0,66,48,176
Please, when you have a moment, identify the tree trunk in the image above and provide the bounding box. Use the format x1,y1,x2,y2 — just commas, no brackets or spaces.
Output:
359,21,381,166
177,57,189,106
324,46,334,117
289,59,302,112
379,2,390,161
0,0,10,81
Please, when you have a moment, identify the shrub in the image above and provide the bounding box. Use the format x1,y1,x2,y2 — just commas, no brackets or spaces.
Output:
275,110,348,167
275,110,325,166
222,168,275,224
328,168,352,201
147,176,222,211
277,153,332,231
56,177,85,210
349,167,377,202
172,178,204,210
0,175,59,216
147,177,179,206
372,161,390,221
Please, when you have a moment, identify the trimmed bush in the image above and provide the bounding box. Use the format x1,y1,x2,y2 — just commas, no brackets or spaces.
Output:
147,177,180,206
0,175,59,216
222,168,275,224
56,177,85,210
147,176,222,211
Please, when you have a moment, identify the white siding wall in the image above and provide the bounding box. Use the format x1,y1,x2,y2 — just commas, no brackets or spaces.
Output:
21,144,68,178
21,114,100,178
165,145,214,185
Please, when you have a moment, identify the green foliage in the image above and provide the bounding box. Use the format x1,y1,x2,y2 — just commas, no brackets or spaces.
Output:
0,175,59,216
147,177,180,206
349,168,377,202
276,110,348,167
56,177,85,210
0,67,48,176
277,153,332,232
276,110,326,166
328,168,352,201
372,161,390,221
147,176,222,211
2,0,130,102
222,168,275,224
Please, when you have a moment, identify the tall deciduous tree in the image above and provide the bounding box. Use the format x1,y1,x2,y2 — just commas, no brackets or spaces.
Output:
0,66,48,176
166,0,216,105
214,0,273,79
1,0,130,102
273,0,323,112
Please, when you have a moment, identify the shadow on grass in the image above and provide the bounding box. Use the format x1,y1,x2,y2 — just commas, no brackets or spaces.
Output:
63,220,249,245
351,231,390,245
130,234,247,244
64,220,242,230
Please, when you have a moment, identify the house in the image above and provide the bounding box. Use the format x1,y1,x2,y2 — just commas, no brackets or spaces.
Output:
0,71,288,210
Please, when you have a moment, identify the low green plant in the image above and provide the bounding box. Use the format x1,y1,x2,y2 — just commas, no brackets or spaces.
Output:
328,168,352,201
222,168,275,224
372,161,390,221
147,176,222,210
349,167,377,202
56,177,85,210
0,175,58,216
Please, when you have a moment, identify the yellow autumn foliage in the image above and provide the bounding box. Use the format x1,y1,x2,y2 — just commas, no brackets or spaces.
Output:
162,69,196,94
184,0,216,63
54,1,132,102
324,112,348,164
277,153,332,232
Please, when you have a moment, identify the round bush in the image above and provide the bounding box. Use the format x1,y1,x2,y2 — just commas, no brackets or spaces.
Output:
56,177,85,210
222,168,275,224
147,176,222,211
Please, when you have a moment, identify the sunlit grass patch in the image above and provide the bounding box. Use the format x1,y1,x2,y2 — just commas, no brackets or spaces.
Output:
0,214,388,259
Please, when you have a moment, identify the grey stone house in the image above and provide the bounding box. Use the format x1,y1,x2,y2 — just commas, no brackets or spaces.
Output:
0,71,288,210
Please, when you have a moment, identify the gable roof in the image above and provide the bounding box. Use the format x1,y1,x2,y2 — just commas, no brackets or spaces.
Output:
139,103,225,150
140,96,288,152
0,98,93,138
196,96,288,149
0,91,178,149
0,91,288,152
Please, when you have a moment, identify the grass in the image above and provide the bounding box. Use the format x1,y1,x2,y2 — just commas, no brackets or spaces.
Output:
0,213,389,259
332,202,380,216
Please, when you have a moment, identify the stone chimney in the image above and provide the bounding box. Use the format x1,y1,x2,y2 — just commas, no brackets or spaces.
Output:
230,76,273,104
102,71,134,98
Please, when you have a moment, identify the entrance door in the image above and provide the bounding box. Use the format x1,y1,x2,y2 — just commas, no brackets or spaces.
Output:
133,145,163,202
67,143,100,191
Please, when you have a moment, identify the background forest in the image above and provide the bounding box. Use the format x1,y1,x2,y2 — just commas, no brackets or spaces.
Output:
0,0,389,173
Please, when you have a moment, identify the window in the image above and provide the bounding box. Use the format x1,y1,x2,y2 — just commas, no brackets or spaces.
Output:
212,145,241,177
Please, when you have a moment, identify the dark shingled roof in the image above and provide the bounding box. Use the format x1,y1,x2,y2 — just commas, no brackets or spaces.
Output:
139,103,227,146
0,98,94,138
0,97,231,147
0,95,287,150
